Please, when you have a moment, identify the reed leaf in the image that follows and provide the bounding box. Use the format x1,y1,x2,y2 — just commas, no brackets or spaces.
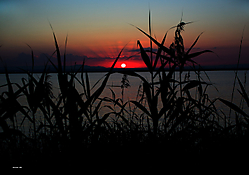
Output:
109,88,116,101
218,98,249,118
49,23,62,74
85,71,91,99
0,117,10,132
26,43,34,73
185,32,203,55
46,97,65,134
64,34,68,73
102,97,130,114
158,92,176,119
131,24,172,56
153,32,168,70
137,40,152,73
130,100,151,117
4,67,13,95
237,77,249,107
182,80,209,92
185,50,213,60
45,50,58,72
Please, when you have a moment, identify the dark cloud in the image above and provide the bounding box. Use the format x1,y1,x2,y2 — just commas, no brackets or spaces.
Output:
129,47,158,53
2,52,33,67
128,48,140,52
66,54,87,61
1,52,116,68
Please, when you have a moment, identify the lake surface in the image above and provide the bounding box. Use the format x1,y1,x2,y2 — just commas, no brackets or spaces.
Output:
0,70,248,134
1,70,247,102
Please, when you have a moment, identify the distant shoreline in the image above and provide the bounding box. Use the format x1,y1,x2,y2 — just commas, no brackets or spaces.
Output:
1,67,249,74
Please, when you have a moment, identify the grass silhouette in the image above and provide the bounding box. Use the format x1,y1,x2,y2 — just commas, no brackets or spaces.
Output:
0,13,249,169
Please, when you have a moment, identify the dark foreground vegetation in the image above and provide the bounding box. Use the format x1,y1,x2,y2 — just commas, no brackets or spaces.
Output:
1,14,249,169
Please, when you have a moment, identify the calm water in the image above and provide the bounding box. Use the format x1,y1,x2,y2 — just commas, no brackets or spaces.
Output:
0,70,248,134
1,70,247,102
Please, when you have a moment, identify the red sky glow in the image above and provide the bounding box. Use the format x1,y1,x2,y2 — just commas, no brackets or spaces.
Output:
0,0,249,70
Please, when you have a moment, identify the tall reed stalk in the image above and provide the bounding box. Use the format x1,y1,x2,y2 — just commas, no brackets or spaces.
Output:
129,13,215,138
228,26,246,125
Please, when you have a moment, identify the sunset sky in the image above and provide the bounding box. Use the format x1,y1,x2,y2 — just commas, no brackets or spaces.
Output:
1,0,249,69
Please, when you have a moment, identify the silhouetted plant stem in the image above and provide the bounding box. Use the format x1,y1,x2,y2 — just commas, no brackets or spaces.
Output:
149,10,157,136
229,26,246,126
32,112,37,147
179,72,183,99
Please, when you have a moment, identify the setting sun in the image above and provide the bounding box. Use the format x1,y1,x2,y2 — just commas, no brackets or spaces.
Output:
121,63,127,68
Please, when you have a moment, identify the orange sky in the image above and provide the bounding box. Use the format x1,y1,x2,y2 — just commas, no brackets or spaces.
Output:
1,0,249,69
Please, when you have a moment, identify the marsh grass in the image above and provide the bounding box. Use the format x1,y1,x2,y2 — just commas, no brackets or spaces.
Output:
0,14,249,168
